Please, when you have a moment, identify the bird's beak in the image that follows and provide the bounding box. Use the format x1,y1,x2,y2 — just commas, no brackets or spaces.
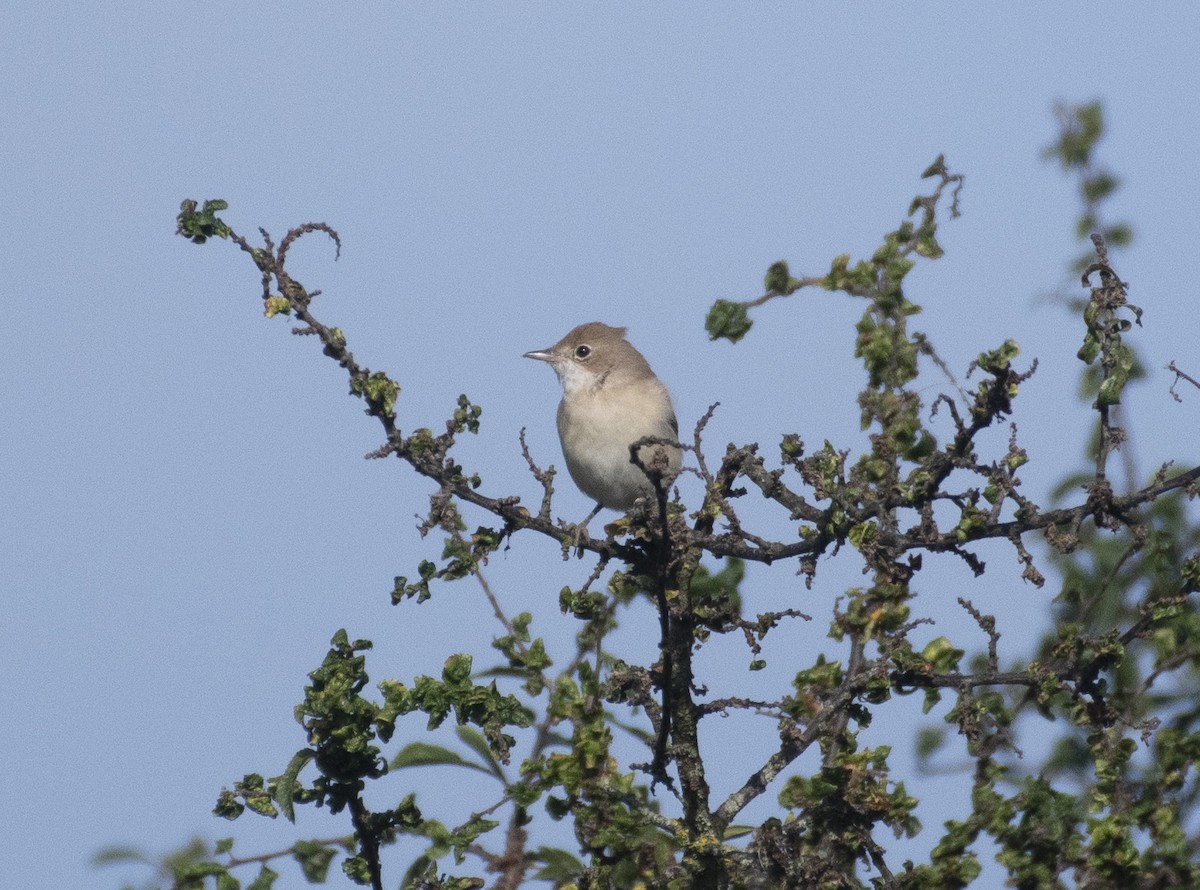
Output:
523,348,554,362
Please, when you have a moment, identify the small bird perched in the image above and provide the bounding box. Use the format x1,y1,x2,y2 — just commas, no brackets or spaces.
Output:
527,322,682,780
524,322,681,515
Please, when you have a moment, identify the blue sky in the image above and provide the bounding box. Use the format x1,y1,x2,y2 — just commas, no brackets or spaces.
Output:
4,5,1199,887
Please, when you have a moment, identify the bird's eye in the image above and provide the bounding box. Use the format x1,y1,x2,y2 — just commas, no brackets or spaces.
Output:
574,345,591,360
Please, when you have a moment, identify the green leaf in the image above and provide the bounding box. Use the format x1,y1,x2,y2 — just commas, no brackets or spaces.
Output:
90,846,151,866
245,865,278,890
1097,369,1127,406
447,818,499,864
400,855,436,890
214,789,244,820
292,840,336,882
1097,344,1135,405
342,855,371,884
1106,223,1133,246
390,741,494,776
916,727,946,760
976,339,1020,374
176,198,232,244
915,230,943,259
456,725,506,780
822,253,852,290
274,749,314,823
849,521,877,550
764,259,791,293
920,636,964,672
264,296,291,318
1077,331,1100,364
349,371,400,419
1082,172,1118,203
175,862,231,882
531,846,585,882
443,653,473,685
705,298,752,343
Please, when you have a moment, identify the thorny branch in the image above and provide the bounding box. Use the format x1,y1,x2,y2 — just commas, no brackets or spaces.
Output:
178,163,1200,887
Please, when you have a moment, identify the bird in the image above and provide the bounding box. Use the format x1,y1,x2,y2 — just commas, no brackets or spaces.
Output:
526,322,683,779
524,322,681,520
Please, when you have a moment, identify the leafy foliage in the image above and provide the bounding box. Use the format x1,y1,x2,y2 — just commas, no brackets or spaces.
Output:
114,106,1200,889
